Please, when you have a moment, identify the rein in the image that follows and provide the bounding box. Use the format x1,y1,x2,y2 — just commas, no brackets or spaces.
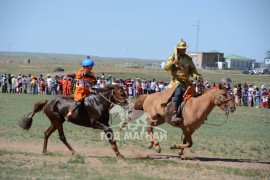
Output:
99,90,115,110
216,95,232,103
204,113,229,126
99,90,127,108
204,87,232,126
99,89,130,125
210,87,232,104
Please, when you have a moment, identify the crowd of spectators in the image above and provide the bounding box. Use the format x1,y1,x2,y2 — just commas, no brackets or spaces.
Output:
0,73,73,95
1,73,270,109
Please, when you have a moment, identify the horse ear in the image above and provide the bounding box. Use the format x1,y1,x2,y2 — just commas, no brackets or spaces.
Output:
218,83,223,89
113,84,119,91
110,84,115,90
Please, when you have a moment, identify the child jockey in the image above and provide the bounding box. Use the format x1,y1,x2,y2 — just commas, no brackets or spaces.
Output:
65,56,96,121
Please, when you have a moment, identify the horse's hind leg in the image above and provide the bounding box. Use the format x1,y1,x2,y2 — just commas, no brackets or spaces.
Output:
57,124,75,154
94,121,123,158
147,125,154,149
43,124,56,153
147,119,161,153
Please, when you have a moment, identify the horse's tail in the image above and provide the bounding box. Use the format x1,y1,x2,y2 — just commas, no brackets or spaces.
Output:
19,100,48,131
134,94,148,110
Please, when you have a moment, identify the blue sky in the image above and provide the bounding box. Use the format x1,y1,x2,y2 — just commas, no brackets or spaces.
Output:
0,0,269,61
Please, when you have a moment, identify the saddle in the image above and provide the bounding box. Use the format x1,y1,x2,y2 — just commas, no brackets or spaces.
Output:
165,86,194,121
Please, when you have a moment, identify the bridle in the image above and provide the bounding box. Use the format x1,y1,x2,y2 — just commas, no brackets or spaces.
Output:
215,93,232,104
99,89,128,109
99,89,131,125
209,87,234,115
204,87,235,126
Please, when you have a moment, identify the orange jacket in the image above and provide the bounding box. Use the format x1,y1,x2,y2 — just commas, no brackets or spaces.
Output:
74,68,96,101
67,80,73,95
62,79,68,88
62,79,68,94
67,80,73,88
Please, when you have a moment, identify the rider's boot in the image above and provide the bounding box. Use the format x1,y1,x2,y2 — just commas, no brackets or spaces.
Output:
65,110,73,122
171,101,182,123
65,100,82,121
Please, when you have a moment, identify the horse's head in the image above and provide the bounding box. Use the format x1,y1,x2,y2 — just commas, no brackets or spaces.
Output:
102,84,129,107
212,83,236,114
111,85,129,106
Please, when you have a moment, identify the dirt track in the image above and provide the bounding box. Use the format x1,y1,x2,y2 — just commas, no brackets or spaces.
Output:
2,140,269,171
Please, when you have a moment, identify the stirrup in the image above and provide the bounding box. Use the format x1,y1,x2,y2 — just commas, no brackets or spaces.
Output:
64,116,69,122
171,114,182,122
65,111,72,122
64,115,70,122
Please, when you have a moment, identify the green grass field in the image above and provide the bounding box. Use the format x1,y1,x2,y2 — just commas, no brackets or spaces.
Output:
0,53,270,179
0,93,270,179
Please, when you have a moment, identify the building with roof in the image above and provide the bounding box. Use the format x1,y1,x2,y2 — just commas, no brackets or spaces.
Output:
224,55,256,70
161,51,257,70
187,51,225,70
264,51,270,65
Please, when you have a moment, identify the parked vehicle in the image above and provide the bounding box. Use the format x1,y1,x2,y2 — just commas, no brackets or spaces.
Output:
53,68,65,72
254,68,269,74
248,70,258,75
241,70,249,74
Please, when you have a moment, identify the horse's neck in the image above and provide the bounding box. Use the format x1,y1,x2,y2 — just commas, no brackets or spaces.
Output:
99,90,113,107
191,91,216,117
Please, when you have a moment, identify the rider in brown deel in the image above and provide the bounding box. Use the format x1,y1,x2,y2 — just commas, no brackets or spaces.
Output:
164,39,202,122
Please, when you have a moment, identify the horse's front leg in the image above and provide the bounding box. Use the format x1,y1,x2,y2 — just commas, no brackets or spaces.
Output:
94,121,124,158
170,134,193,156
178,137,187,156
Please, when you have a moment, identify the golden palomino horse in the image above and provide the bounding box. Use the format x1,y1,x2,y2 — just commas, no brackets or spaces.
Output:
132,83,235,156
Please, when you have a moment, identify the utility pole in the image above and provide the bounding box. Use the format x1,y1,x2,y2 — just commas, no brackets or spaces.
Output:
192,20,200,52
8,42,11,59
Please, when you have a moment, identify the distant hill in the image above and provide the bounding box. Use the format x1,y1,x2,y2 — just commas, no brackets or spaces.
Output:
0,51,162,62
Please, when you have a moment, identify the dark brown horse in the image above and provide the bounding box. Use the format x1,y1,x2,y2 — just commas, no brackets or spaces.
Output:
19,85,128,157
132,83,236,156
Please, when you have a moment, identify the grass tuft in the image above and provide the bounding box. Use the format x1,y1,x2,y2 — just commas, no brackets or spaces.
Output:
68,154,86,164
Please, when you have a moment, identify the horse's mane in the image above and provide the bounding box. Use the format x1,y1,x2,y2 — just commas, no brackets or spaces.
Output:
98,84,117,93
192,91,204,98
192,83,227,98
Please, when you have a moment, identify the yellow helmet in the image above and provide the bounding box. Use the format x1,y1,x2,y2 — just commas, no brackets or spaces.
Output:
177,39,188,49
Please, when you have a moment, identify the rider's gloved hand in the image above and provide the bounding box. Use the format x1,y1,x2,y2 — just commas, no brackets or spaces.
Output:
83,72,95,78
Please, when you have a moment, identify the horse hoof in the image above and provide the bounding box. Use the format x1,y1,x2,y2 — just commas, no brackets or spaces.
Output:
185,156,195,160
170,145,176,149
148,142,154,149
155,147,161,153
117,154,125,158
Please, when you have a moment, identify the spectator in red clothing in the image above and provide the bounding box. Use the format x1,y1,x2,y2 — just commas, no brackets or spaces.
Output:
137,81,143,95
262,90,268,108
62,76,68,95
39,77,45,95
67,78,73,95
211,82,216,89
